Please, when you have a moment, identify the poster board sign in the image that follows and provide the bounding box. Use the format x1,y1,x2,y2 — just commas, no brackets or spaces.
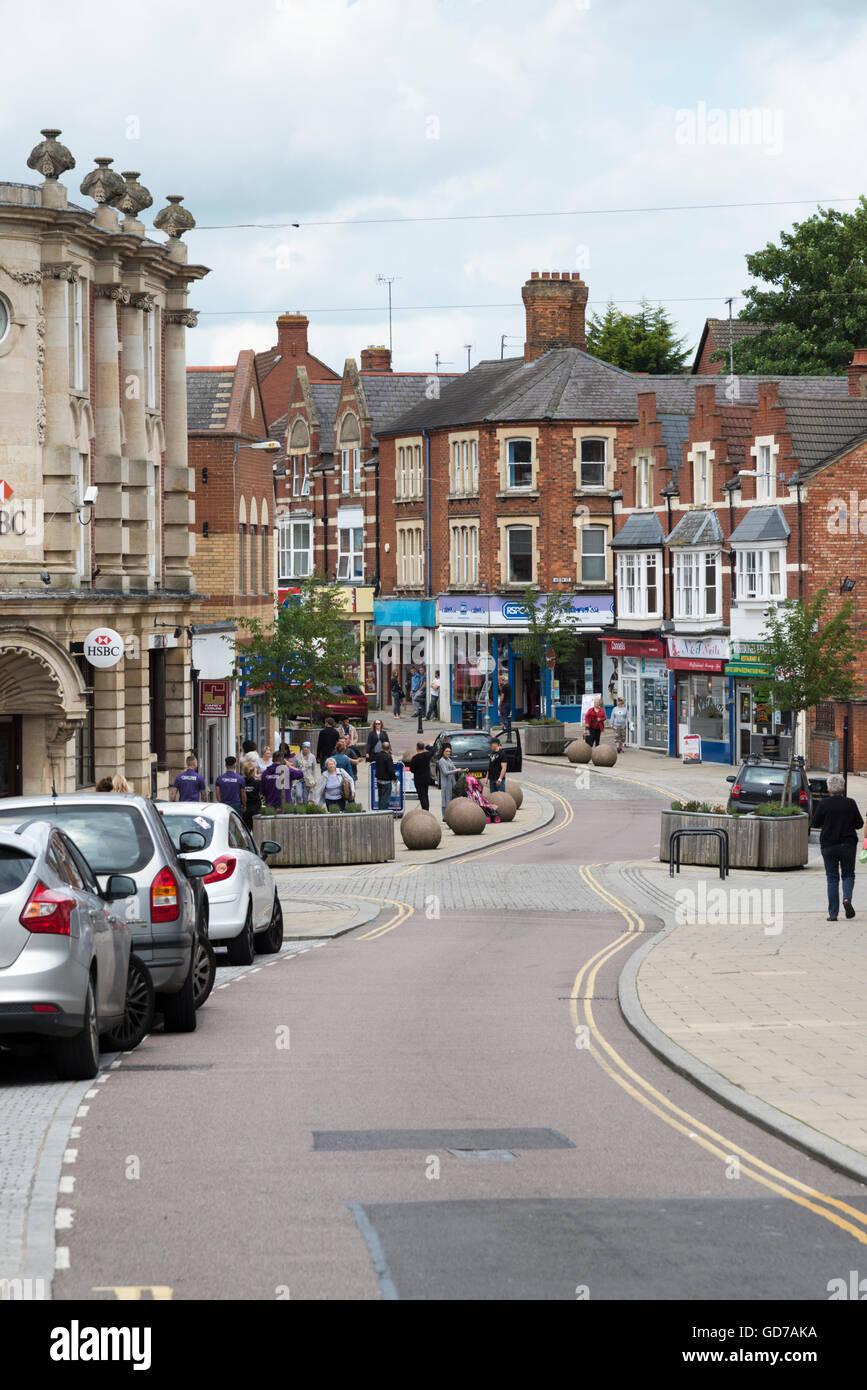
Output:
580,693,601,725
682,733,702,764
198,679,231,717
368,763,404,812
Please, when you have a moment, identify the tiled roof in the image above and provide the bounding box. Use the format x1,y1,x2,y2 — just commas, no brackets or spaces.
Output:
255,347,280,382
718,407,754,473
707,318,771,347
360,371,461,443
187,366,236,431
610,512,666,550
667,509,724,547
659,414,690,479
310,382,341,453
778,396,867,477
650,374,849,410
729,505,790,544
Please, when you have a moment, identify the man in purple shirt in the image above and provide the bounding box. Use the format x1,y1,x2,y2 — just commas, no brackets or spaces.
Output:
215,756,247,814
261,752,301,809
171,754,207,803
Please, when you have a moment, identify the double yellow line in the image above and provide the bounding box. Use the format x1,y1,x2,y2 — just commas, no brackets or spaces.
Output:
573,866,867,1246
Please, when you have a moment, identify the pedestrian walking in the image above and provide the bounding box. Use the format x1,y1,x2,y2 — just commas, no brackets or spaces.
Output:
366,719,389,761
408,741,433,812
171,753,207,803
610,697,629,753
584,695,606,749
812,774,864,921
293,741,319,804
214,756,247,815
499,677,512,740
332,739,355,780
338,717,358,747
241,760,262,832
437,742,458,820
426,669,441,721
241,738,268,774
374,739,396,811
413,665,427,732
391,672,404,718
317,757,354,811
488,738,507,795
261,751,288,810
316,717,340,767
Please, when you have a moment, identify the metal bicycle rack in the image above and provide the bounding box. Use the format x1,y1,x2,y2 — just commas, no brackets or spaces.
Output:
669,827,729,880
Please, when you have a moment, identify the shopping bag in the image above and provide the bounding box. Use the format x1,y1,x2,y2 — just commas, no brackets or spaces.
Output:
860,834,867,865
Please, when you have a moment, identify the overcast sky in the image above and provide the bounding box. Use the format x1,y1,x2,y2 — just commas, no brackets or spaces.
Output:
3,0,865,373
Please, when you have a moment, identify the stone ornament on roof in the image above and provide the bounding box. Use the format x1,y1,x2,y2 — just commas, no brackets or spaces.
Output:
117,172,153,216
79,157,125,206
26,128,75,181
154,195,196,240
165,308,198,327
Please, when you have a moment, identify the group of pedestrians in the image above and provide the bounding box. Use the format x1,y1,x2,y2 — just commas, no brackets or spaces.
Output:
389,665,441,728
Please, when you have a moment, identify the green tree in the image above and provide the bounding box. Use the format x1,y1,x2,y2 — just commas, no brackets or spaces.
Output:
587,298,691,373
232,574,359,732
752,585,866,802
511,589,581,719
716,198,867,376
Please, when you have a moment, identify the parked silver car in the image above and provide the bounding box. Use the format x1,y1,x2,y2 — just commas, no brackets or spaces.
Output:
0,820,144,1078
0,795,213,1034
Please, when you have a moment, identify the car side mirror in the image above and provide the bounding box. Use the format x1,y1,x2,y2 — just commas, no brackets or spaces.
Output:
179,830,207,851
260,841,281,857
725,775,735,783
183,860,214,879
104,874,137,900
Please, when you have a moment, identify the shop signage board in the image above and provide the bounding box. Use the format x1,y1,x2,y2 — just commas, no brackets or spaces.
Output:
724,641,773,678
667,636,730,660
83,627,124,669
682,733,702,764
198,679,231,717
602,637,666,657
437,594,615,627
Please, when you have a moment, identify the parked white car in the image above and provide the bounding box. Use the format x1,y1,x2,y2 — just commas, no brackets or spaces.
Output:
158,804,283,965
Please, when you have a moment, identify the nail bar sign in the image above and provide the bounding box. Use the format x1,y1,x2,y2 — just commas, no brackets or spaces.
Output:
83,627,124,669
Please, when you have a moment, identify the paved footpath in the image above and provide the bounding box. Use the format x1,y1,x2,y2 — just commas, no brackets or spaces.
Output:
531,745,867,1177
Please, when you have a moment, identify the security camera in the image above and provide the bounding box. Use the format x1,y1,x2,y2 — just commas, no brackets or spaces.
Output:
83,485,98,506
39,570,51,585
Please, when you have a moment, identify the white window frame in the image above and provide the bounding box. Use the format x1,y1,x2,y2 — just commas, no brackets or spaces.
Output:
734,546,786,602
291,454,309,498
277,520,312,581
69,278,85,392
635,454,652,509
580,525,607,583
580,438,607,491
616,550,662,620
673,549,721,621
688,443,715,507
751,435,779,502
506,524,533,583
506,437,534,491
395,437,423,500
337,525,364,581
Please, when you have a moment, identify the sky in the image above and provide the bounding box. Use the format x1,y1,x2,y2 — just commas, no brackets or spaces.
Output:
2,0,865,373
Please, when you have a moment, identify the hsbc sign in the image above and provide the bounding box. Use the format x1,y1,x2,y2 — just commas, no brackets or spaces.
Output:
83,627,125,669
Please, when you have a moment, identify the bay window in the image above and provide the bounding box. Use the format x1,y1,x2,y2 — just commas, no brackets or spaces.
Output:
735,547,784,601
674,550,720,620
617,551,661,619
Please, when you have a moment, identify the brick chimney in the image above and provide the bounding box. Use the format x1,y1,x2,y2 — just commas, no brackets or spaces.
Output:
522,270,589,363
360,345,392,372
847,348,867,397
276,312,309,363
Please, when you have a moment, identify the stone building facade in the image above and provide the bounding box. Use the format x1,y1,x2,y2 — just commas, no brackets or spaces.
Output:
0,128,206,797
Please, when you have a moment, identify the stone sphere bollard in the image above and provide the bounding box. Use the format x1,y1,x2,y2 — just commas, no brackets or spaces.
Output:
400,809,442,849
590,743,618,767
566,739,591,763
504,779,523,808
444,797,487,835
488,791,517,822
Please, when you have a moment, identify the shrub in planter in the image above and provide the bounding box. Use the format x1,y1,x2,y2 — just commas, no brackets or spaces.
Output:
754,803,803,817
344,802,363,813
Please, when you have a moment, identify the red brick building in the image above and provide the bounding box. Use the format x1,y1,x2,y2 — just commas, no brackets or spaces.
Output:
255,312,339,430
691,317,772,374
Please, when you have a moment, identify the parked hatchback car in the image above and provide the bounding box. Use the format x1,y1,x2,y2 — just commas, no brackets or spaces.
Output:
0,795,213,1033
0,820,150,1078
427,729,523,785
158,803,283,965
725,756,812,817
314,682,369,723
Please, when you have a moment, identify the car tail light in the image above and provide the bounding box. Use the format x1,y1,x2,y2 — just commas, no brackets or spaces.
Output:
204,855,236,885
798,788,808,806
151,866,180,922
19,881,74,936
731,784,741,799
32,1003,60,1013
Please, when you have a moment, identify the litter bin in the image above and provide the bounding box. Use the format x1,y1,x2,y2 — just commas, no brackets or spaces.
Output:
461,700,476,730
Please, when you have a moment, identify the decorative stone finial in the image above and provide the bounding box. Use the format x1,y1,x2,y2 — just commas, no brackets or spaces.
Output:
80,157,125,206
117,171,153,217
153,195,196,240
26,128,75,181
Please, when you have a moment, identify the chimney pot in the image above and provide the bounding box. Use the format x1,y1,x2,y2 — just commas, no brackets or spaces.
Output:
847,348,867,396
530,271,540,279
521,269,589,363
361,345,392,372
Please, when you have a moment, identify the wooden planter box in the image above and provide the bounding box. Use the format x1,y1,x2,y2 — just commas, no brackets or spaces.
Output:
522,722,567,757
659,810,809,870
253,811,394,867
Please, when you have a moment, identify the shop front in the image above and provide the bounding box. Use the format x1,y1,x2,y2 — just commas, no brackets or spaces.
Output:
602,638,668,750
724,641,790,762
373,597,437,713
667,636,731,764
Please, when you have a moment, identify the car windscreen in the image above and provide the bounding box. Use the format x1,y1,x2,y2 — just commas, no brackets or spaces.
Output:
442,735,489,758
0,846,35,894
160,814,215,851
0,805,154,875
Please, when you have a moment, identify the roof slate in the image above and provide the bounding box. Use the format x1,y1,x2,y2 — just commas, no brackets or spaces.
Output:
729,505,790,544
187,367,236,432
667,509,724,547
610,512,666,550
778,396,867,476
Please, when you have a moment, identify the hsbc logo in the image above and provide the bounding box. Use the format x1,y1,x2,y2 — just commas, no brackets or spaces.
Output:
0,480,12,503
83,627,124,669
0,483,43,544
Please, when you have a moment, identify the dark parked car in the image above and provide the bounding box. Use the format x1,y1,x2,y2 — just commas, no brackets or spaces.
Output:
427,729,523,785
726,756,812,817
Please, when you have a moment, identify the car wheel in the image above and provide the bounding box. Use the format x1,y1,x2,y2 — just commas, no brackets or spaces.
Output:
101,954,155,1053
192,933,217,1008
53,979,100,1081
255,893,284,955
226,903,255,966
159,946,198,1034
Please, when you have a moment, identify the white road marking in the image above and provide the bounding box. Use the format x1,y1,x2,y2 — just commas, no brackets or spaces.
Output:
69,1126,81,1139
75,1106,89,1118
84,1089,99,1099
62,1149,78,1164
59,1176,75,1194
55,1209,74,1230
55,1247,70,1270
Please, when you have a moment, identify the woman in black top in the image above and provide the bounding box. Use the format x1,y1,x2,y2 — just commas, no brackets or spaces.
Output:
241,760,262,833
812,774,863,920
366,719,389,761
